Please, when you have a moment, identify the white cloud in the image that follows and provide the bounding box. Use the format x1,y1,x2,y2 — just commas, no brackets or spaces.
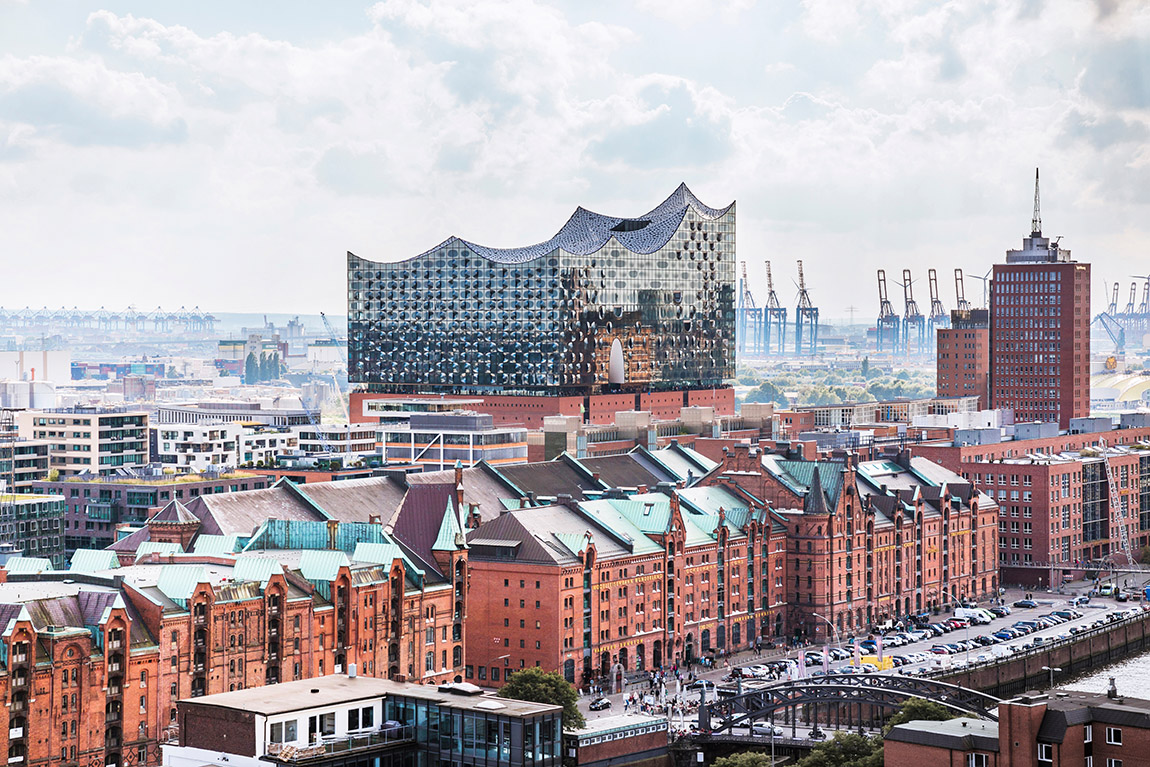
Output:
0,0,1146,320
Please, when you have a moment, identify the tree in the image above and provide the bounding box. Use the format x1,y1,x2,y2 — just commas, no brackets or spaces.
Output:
714,752,776,767
497,667,585,730
259,352,271,382
861,357,869,378
244,353,259,384
796,732,882,767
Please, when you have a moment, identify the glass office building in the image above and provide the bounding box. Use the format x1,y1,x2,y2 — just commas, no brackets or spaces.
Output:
348,184,736,396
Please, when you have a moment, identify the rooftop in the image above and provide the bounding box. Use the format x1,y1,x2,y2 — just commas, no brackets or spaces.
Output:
180,674,562,718
885,717,998,752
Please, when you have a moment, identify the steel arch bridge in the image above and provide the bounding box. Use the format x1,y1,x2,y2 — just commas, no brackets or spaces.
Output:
699,674,1002,733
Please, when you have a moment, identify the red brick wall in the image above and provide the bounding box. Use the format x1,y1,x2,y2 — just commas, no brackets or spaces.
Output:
937,326,989,409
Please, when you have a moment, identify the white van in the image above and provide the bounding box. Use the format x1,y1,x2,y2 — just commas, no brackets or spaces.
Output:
955,607,993,624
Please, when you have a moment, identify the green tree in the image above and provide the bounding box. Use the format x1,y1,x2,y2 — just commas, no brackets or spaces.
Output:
244,352,259,384
497,667,585,730
713,752,777,767
861,357,869,378
796,732,882,767
259,352,271,381
746,380,786,406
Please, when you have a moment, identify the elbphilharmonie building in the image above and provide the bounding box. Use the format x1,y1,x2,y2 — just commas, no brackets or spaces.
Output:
348,184,735,396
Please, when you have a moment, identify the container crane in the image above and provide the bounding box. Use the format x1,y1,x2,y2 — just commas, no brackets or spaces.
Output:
764,261,787,355
902,269,926,356
876,270,900,353
794,260,819,356
927,268,949,346
954,269,970,312
736,261,764,356
1108,282,1120,316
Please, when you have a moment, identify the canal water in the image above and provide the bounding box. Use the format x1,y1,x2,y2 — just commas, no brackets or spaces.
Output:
1063,647,1150,694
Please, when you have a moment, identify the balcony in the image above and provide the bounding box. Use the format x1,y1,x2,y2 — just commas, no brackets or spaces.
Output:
265,725,415,761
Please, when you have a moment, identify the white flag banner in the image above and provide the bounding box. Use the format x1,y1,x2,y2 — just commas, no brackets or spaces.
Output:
854,641,861,667
877,636,884,663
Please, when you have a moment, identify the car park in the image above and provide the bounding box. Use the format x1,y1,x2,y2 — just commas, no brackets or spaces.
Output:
989,605,1012,617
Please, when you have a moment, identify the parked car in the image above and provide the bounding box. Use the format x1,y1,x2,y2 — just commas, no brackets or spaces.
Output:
1071,596,1090,607
589,697,611,711
1013,599,1038,609
752,723,785,737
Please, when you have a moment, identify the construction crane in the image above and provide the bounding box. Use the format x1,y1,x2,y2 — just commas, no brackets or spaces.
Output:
1098,438,1137,567
876,270,900,353
901,269,926,356
954,269,970,312
927,269,949,345
794,260,819,356
764,261,787,355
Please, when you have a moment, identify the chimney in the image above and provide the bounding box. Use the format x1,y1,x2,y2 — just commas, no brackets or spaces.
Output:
1108,677,1118,699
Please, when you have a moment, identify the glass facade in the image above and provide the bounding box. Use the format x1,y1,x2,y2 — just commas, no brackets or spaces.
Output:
348,185,736,396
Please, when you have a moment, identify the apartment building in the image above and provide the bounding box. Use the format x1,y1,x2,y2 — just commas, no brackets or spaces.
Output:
151,423,298,471
0,437,50,492
0,491,65,567
31,468,272,553
17,406,149,477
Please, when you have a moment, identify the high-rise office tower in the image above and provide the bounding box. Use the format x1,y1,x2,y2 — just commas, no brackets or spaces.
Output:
989,171,1090,428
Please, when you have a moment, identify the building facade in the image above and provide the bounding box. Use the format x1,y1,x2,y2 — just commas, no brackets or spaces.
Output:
163,675,562,767
347,184,736,401
0,489,468,767
989,176,1090,428
705,445,998,640
17,406,150,477
0,437,50,492
886,686,1150,767
0,491,65,567
937,309,990,409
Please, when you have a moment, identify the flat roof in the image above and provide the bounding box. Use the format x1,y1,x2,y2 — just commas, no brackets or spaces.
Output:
180,675,561,718
886,717,999,751
568,714,667,737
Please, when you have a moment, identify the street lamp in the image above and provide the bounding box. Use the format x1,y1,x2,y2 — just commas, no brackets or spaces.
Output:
1041,666,1062,690
811,613,842,649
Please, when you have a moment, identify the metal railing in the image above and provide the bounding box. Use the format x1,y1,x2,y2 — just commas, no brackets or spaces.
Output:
266,726,415,761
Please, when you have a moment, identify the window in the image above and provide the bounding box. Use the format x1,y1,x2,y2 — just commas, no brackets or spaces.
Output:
1107,727,1122,745
966,755,988,767
1085,725,1092,743
348,709,360,730
1038,743,1052,762
1106,761,1121,767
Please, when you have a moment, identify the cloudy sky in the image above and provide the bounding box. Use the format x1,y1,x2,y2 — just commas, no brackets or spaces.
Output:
1,0,1147,319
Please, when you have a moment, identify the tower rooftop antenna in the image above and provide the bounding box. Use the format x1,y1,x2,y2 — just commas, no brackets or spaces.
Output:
1031,167,1042,237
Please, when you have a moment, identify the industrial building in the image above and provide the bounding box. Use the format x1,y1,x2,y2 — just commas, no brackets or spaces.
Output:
348,184,736,425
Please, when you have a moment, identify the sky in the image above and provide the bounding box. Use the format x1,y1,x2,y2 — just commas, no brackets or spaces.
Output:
0,0,1148,319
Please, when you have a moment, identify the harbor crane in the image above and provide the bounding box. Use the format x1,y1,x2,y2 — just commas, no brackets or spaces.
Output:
794,260,819,356
876,270,901,353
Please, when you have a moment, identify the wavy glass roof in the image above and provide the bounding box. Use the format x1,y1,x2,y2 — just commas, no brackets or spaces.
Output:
365,183,733,266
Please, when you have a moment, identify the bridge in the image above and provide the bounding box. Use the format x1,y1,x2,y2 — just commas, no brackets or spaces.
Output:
698,674,1002,736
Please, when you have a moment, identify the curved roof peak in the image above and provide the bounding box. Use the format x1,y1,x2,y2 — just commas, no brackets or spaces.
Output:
353,184,733,266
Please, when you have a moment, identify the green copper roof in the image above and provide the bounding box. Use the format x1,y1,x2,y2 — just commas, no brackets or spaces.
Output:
299,550,349,583
554,531,591,557
352,542,404,567
233,556,282,585
69,549,120,573
193,534,241,556
432,497,466,552
4,556,53,574
157,565,205,606
769,459,845,509
136,541,183,561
